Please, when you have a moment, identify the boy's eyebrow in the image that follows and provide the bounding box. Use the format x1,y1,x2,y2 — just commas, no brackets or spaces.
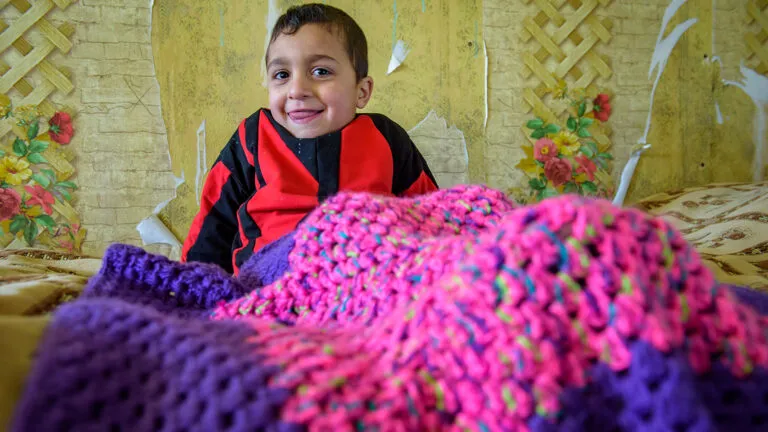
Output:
266,54,339,70
306,54,339,64
266,57,286,70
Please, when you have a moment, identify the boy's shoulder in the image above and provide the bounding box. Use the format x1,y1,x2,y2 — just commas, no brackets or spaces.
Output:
356,112,396,124
351,113,416,149
245,108,267,122
355,112,409,137
238,109,279,134
231,109,266,132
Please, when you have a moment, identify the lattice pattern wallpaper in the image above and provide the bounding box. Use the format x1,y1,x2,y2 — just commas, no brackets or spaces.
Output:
519,0,613,149
0,0,83,252
745,0,768,74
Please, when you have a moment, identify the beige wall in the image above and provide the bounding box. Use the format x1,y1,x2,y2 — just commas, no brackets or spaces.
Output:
9,0,762,257
483,0,761,201
45,0,176,256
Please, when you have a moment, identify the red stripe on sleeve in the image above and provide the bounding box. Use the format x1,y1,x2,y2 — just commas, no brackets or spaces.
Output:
181,161,231,262
402,170,438,197
238,119,255,167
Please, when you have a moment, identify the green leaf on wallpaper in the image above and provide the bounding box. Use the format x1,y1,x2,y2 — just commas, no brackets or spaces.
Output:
23,221,38,246
0,148,4,157
544,123,560,134
32,173,51,187
36,215,56,230
580,145,595,158
12,138,27,156
526,118,544,129
578,101,586,117
598,152,613,160
58,188,72,201
541,187,559,199
566,117,577,131
530,128,547,139
529,177,546,190
535,160,545,167
56,181,77,190
42,168,56,180
27,121,39,140
587,142,599,156
27,152,47,164
595,157,608,170
580,118,594,128
577,127,591,138
28,139,49,153
564,182,579,194
582,181,598,194
9,216,27,234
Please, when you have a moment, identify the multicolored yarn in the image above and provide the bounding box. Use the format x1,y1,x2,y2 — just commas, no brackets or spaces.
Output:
215,185,768,430
13,185,768,431
215,186,516,325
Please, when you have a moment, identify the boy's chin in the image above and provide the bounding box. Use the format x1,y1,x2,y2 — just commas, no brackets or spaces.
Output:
273,116,323,138
276,112,354,138
287,124,330,139
286,118,347,138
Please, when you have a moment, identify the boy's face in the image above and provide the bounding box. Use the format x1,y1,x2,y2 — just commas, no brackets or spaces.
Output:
266,24,373,138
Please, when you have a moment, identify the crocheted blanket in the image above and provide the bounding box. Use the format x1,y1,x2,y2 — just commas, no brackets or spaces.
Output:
12,185,768,431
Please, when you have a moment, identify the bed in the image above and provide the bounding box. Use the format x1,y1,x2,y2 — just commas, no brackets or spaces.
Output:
634,181,768,291
0,249,101,428
2,183,768,431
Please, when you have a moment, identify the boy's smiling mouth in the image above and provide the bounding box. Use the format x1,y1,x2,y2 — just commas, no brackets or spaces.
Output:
288,109,324,124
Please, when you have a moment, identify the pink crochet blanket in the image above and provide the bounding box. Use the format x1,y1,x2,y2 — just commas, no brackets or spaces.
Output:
13,185,768,431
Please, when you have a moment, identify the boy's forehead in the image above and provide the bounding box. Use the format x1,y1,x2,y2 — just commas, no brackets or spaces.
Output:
266,24,347,62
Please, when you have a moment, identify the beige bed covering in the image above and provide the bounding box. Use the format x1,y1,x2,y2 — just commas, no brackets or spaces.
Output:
0,249,101,430
635,181,768,291
0,249,101,315
0,182,766,428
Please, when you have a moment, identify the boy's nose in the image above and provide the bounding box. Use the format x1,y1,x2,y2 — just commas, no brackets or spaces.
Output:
288,76,312,99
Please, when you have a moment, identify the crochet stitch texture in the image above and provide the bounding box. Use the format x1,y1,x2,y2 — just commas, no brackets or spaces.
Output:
13,185,768,431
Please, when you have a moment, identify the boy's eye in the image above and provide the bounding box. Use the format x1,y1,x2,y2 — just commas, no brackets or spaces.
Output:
312,68,331,77
273,71,289,80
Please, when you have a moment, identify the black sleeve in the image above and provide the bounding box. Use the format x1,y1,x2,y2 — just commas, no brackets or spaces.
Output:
368,114,439,196
181,112,260,272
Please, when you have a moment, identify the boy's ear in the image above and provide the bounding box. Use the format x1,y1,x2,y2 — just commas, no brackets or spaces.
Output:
356,76,374,109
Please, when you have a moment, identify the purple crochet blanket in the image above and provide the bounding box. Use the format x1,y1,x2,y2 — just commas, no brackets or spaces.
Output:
11,185,768,431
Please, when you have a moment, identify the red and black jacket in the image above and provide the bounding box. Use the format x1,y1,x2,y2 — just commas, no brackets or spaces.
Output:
181,109,438,274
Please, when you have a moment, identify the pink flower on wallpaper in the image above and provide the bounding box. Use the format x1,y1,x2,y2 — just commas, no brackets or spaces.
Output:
0,187,21,220
24,185,55,215
534,138,558,162
58,239,74,252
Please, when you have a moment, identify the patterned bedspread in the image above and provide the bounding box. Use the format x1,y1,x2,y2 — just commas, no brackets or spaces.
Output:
635,182,768,291
7,185,768,431
0,249,101,428
2,182,767,430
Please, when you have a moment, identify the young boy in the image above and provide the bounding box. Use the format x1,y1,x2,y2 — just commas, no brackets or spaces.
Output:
181,3,438,274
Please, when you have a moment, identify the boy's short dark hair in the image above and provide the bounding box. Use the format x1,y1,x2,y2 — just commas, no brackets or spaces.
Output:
267,3,368,81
